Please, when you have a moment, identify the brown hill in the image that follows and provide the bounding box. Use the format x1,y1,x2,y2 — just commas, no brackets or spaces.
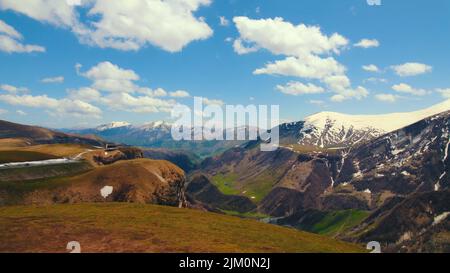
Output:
0,120,104,146
1,158,186,208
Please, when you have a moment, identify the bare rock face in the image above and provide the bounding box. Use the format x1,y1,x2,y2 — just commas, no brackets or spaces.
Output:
25,159,187,208
345,190,450,253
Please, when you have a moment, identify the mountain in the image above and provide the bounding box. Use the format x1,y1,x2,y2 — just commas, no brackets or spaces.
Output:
0,120,105,147
95,121,131,131
280,99,450,149
192,108,450,252
65,121,247,158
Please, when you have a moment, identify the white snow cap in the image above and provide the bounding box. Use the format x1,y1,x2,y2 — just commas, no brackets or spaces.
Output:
304,99,450,133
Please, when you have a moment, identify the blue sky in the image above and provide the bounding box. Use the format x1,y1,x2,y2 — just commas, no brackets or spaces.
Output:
0,0,449,128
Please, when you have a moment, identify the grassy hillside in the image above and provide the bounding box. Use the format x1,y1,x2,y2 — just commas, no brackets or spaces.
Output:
0,203,365,253
283,210,370,237
0,158,184,205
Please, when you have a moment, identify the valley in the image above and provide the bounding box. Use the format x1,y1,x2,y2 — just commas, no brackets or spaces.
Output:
0,100,449,253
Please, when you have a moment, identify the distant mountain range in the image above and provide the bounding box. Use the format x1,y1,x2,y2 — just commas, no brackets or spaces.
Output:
64,99,450,155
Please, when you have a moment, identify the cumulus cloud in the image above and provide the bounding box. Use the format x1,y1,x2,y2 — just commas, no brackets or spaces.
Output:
391,62,432,77
309,100,325,106
364,77,388,84
330,86,369,102
81,61,140,93
0,0,80,27
100,92,176,113
0,93,102,118
0,0,213,52
0,19,21,39
219,16,229,26
436,88,450,98
203,97,224,106
67,87,102,102
16,110,27,116
232,16,368,102
254,55,346,80
233,17,348,57
169,90,190,98
233,38,259,55
392,83,428,96
362,64,379,72
276,81,324,96
0,84,28,93
354,39,379,48
0,20,45,53
375,93,397,103
41,76,64,84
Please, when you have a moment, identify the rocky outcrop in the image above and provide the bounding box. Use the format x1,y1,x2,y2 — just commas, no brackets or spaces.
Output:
93,147,144,165
345,190,450,252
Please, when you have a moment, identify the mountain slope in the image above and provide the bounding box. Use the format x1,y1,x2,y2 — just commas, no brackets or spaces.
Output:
284,99,450,148
0,120,104,146
0,158,186,207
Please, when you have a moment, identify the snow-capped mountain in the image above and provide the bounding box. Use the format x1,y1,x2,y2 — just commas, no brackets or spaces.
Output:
296,99,450,148
95,121,131,132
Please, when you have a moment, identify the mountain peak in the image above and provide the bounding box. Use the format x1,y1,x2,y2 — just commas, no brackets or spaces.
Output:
298,99,450,148
96,121,131,131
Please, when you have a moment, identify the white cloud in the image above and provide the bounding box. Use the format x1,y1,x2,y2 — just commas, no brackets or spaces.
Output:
41,76,64,84
436,88,450,98
0,19,21,39
0,84,28,93
169,90,190,98
0,108,8,115
233,38,259,55
203,97,224,106
67,87,102,102
309,99,325,106
0,19,45,53
364,77,388,84
362,64,379,72
330,86,369,102
276,81,324,96
100,92,176,113
233,16,367,102
149,88,168,97
375,93,397,103
16,110,26,116
0,0,80,27
85,0,213,52
0,0,213,52
354,39,379,48
254,55,346,80
0,34,45,53
392,83,428,96
391,62,432,77
82,61,140,93
0,93,102,118
233,16,348,56
219,16,229,26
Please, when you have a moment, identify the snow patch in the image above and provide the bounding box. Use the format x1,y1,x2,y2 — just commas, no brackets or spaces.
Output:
433,212,450,226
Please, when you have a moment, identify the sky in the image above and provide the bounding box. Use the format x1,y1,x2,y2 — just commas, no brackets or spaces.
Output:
0,0,449,128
